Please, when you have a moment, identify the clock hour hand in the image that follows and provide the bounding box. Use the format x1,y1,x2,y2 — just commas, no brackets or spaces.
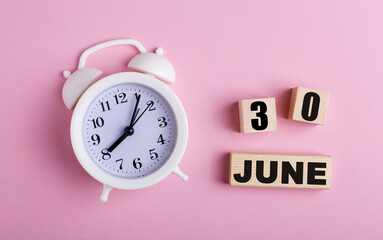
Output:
108,126,134,153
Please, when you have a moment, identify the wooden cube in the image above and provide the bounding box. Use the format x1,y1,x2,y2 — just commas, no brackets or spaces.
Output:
288,87,330,125
230,152,332,189
238,98,277,133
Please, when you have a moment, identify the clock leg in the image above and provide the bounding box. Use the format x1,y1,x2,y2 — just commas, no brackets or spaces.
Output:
100,185,113,202
173,166,188,181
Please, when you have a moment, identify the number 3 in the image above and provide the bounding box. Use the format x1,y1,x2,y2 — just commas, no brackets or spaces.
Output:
250,101,268,130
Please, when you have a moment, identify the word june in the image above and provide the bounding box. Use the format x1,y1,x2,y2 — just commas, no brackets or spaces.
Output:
230,153,332,189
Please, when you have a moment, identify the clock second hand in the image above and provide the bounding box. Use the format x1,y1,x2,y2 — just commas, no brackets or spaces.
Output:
131,102,151,127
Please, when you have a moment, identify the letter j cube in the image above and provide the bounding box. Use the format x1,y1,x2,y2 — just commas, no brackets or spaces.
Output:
238,98,277,133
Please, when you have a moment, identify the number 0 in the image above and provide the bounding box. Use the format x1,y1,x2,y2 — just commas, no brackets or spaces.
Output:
301,92,320,121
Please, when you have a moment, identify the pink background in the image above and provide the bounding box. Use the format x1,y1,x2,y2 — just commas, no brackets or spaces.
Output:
1,0,382,239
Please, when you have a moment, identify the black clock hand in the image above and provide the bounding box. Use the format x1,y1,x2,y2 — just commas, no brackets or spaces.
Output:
108,126,134,153
129,93,141,126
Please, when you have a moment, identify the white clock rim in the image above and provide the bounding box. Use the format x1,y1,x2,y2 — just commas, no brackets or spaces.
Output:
71,72,188,190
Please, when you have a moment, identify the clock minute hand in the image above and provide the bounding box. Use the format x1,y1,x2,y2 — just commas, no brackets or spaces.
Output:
129,93,141,126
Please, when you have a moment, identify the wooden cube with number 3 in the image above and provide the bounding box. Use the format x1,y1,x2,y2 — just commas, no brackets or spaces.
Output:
238,98,277,133
288,87,330,125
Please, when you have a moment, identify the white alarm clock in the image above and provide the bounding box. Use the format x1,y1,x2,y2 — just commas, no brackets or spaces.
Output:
62,39,188,202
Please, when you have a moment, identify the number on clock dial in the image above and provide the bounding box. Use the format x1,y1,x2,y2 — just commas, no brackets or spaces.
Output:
157,134,165,145
91,134,100,145
91,117,104,128
100,101,111,112
83,84,176,178
114,93,128,104
115,159,123,169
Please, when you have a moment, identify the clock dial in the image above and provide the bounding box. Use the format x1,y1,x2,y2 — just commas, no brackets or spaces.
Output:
83,83,177,178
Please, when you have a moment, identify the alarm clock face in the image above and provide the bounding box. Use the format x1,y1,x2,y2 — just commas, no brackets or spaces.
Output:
83,83,177,178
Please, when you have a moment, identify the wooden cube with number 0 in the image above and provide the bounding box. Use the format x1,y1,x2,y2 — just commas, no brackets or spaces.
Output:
238,98,277,133
288,87,330,125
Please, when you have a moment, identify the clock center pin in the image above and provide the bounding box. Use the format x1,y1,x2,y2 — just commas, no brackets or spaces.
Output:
124,126,134,136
